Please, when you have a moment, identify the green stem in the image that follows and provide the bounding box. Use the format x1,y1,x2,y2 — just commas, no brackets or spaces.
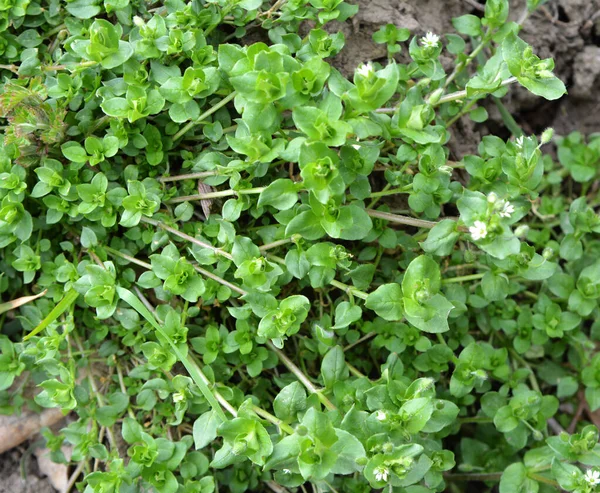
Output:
442,273,485,284
141,216,234,261
43,60,98,72
104,246,152,269
366,209,442,229
166,187,265,204
329,280,369,301
444,472,503,482
433,77,518,106
267,341,337,411
457,416,493,424
173,91,237,141
343,332,376,352
192,264,247,296
528,473,558,488
346,362,366,378
159,171,219,183
367,185,412,199
447,98,478,127
104,245,246,296
259,235,300,252
510,349,541,393
252,405,294,434
444,28,492,89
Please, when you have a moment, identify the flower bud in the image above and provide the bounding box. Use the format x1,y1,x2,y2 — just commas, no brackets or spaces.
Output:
542,247,554,260
487,192,498,204
514,225,529,238
428,88,444,105
541,127,554,145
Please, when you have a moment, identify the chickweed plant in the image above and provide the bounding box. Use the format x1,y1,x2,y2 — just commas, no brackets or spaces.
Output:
1,0,600,492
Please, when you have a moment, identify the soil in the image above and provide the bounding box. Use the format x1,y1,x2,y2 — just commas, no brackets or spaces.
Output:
0,449,56,493
4,1,600,491
331,0,600,157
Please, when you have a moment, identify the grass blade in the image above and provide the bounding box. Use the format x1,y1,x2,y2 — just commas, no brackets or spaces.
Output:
116,287,228,421
23,289,79,341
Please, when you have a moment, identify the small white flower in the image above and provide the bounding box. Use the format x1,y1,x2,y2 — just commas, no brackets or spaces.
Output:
357,62,374,78
282,469,292,475
585,469,600,486
172,392,185,403
469,220,488,241
375,410,387,421
421,32,439,49
374,466,389,482
498,200,515,218
515,136,525,149
438,165,453,175
352,144,361,150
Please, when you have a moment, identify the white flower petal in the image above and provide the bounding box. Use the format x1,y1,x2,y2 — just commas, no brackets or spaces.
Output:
421,32,439,48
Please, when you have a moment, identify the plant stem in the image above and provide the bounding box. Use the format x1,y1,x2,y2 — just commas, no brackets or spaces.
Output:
259,235,300,252
457,416,493,424
44,60,98,71
267,341,337,411
433,77,518,106
442,273,485,284
166,187,265,204
104,246,152,269
159,171,219,183
346,362,366,378
367,185,412,199
115,360,136,419
366,209,441,229
252,405,294,434
510,350,541,393
104,245,246,296
173,91,237,141
444,28,492,89
329,280,369,301
343,332,376,352
446,98,478,127
528,473,559,488
187,354,239,417
141,216,234,261
444,472,503,482
192,264,247,296
0,64,18,74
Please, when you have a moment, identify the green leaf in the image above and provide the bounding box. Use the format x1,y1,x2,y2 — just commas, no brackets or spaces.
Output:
193,411,223,450
321,346,348,388
365,283,403,321
117,288,228,421
421,220,459,256
273,382,307,420
333,302,362,329
499,463,538,493
61,142,88,163
258,179,299,211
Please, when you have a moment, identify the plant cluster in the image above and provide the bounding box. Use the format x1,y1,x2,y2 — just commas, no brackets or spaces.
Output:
1,0,600,492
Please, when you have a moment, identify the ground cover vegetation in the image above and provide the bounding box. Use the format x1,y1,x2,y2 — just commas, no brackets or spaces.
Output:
2,0,600,491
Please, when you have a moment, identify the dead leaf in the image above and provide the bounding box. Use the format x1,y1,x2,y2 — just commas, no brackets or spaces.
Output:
197,182,214,219
0,289,47,315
